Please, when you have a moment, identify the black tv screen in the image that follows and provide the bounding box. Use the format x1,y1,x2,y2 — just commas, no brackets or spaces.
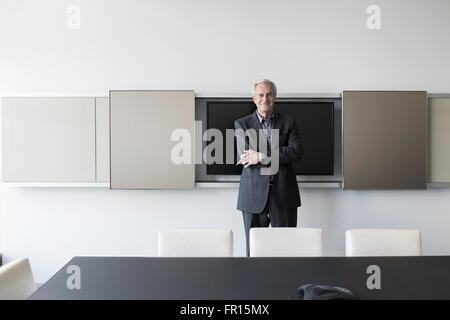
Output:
206,101,334,175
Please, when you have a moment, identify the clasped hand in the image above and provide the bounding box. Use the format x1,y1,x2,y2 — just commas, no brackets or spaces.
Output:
240,150,261,168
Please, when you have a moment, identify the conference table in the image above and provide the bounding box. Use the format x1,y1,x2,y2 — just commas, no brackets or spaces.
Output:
29,256,450,300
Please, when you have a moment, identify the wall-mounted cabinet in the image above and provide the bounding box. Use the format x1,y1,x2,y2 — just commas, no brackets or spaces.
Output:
428,98,450,182
343,91,427,190
95,97,110,182
3,93,449,188
2,97,96,182
109,90,195,189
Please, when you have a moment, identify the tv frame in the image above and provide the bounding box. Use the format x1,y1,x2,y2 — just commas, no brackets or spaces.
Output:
195,97,342,183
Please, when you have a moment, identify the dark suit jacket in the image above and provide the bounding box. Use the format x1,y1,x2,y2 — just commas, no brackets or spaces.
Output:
234,110,302,213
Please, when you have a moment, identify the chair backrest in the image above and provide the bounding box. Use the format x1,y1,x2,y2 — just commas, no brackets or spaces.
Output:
158,229,233,257
345,229,422,257
250,227,323,257
0,258,36,300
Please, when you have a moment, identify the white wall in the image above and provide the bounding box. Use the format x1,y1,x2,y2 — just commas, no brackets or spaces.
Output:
1,0,450,283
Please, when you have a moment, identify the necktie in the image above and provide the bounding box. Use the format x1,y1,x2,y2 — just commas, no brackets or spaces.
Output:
261,118,272,154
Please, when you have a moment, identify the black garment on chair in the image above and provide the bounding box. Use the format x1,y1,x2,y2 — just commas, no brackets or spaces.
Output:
297,284,356,300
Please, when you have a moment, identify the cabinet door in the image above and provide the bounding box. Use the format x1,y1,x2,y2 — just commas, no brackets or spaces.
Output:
428,98,450,182
95,97,110,182
110,90,195,189
2,97,96,182
343,91,427,189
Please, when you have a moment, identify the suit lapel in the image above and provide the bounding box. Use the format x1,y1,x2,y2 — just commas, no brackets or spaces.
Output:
249,111,264,152
272,111,280,131
252,110,263,130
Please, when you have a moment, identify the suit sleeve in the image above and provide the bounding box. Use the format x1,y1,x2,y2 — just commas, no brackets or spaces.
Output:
276,117,303,165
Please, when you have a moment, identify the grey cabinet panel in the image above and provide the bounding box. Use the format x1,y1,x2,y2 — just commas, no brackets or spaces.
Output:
95,98,110,182
110,90,195,189
428,98,450,182
343,91,427,189
2,97,96,182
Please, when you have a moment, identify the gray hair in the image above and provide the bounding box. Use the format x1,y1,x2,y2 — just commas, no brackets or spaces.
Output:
252,79,277,97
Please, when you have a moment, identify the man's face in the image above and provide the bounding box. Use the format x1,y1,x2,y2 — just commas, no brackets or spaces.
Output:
253,83,275,115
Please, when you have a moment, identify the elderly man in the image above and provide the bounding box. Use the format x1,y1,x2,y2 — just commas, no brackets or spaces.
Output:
234,79,303,257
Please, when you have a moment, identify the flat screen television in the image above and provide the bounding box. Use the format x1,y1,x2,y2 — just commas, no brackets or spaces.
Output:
206,100,334,175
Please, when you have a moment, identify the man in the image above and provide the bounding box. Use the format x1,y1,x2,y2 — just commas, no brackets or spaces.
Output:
234,79,303,257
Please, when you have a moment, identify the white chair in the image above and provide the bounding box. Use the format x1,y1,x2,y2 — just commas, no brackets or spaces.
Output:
249,227,323,257
345,229,422,257
158,228,233,257
0,258,36,300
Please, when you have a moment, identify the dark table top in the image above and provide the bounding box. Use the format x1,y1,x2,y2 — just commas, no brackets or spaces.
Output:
29,256,450,300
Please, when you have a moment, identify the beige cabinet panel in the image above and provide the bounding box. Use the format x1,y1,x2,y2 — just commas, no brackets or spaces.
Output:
95,97,110,182
343,91,427,190
428,98,450,182
2,97,96,182
110,90,195,189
